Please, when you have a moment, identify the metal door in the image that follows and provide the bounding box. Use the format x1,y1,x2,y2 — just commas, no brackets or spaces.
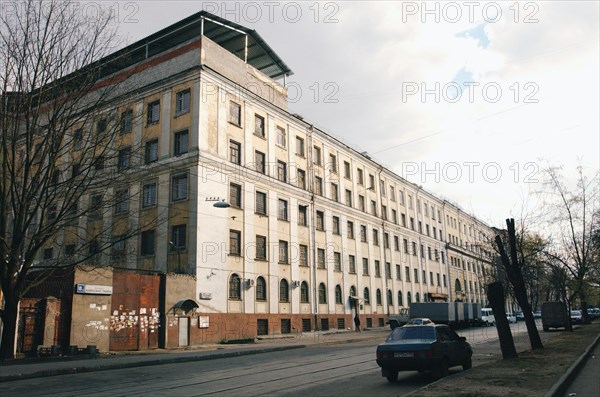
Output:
178,317,189,347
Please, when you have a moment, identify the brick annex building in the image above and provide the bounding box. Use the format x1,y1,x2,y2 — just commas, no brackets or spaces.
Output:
7,11,497,354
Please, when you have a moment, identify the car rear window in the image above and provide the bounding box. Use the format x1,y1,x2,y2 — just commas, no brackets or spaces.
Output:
387,326,436,341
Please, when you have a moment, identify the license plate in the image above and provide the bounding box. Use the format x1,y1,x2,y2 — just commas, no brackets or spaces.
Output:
394,352,414,358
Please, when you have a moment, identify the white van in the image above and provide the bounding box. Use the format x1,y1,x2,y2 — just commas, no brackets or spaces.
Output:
481,308,495,326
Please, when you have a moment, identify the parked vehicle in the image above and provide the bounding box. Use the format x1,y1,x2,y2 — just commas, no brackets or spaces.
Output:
481,308,495,326
541,301,569,331
376,323,473,382
516,311,525,321
409,302,480,328
570,310,583,324
507,314,517,323
533,311,542,319
387,308,410,330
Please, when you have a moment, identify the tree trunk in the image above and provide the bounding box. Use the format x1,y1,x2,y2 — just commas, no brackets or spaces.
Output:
487,282,518,359
0,297,18,362
513,281,544,349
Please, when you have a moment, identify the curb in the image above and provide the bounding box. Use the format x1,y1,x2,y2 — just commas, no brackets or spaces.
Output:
544,332,600,397
0,345,305,383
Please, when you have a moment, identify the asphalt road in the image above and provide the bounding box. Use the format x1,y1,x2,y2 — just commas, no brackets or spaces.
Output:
1,322,537,397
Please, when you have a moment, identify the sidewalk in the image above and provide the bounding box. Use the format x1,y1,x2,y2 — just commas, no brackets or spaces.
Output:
0,328,389,382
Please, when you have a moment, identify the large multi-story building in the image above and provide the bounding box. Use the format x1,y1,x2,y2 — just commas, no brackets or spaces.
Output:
32,12,496,344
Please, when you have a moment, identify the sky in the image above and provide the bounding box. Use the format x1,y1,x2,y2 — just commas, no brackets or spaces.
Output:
103,0,599,228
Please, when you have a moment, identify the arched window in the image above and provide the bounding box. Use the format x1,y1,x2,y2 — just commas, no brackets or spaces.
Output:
387,289,393,306
407,291,412,305
376,289,382,305
364,287,370,304
455,279,462,292
229,273,241,300
398,291,403,307
416,292,420,302
279,279,289,302
256,276,266,301
349,286,357,297
335,285,343,304
319,283,327,304
300,281,309,303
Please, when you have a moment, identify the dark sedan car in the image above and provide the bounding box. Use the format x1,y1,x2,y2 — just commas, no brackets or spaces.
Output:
376,324,472,382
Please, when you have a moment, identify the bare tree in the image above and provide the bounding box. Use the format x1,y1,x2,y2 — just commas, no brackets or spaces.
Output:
542,166,599,324
495,219,544,350
0,1,149,360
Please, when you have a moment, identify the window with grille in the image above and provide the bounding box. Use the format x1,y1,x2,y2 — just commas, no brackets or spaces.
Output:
255,191,267,215
256,277,266,301
279,240,288,264
229,274,241,300
229,230,241,256
337,318,345,329
301,282,309,303
229,140,241,164
281,319,291,334
319,283,327,304
257,319,268,336
302,318,311,331
299,245,308,266
280,280,289,302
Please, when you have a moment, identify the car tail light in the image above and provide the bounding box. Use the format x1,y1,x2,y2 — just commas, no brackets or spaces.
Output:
377,351,391,359
415,350,432,359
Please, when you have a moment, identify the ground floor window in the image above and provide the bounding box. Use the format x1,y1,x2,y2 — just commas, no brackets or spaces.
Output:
257,319,268,336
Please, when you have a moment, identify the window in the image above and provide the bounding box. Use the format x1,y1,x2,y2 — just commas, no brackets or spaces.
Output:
358,195,365,212
412,241,417,255
362,258,369,275
276,126,286,147
315,176,323,196
385,262,391,279
229,274,241,300
317,248,326,268
43,247,53,260
89,194,102,220
332,216,340,234
112,236,126,260
295,136,305,156
372,229,379,246
279,240,289,264
410,217,415,230
313,146,322,165
414,268,419,283
329,154,337,173
392,209,398,224
229,230,241,256
380,180,386,196
347,221,355,239
139,182,157,209
357,168,364,185
344,161,351,178
297,169,306,189
316,210,324,230
384,232,389,248
319,283,327,304
229,183,242,208
254,114,265,137
369,174,375,189
254,151,265,174
422,270,427,284
118,147,131,170
382,205,387,220
229,101,241,126
171,173,188,201
331,183,339,202
334,252,341,271
375,260,381,277
394,236,400,251
430,271,435,286
114,189,128,214
276,160,287,182
96,118,107,135
298,205,308,226
398,291,404,306
418,221,423,234
141,230,155,256
403,238,408,253
121,109,133,133
256,191,267,215
174,129,189,156
256,235,267,260
390,186,395,201
147,100,160,125
171,225,186,250
349,255,356,273
301,282,309,303
229,140,241,165
278,199,288,221
256,277,267,301
280,280,289,302
371,200,377,216
401,213,407,227
145,139,158,163
345,189,352,207
360,225,367,242
335,285,343,304
176,89,190,115
387,290,393,306
396,264,401,280
364,288,370,304
299,244,308,266
405,266,410,281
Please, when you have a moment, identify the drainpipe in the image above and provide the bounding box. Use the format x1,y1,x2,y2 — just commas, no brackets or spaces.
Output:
306,124,319,331
442,202,452,302
377,166,390,318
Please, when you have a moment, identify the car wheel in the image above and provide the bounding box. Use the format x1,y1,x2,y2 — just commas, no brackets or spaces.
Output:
463,356,472,370
386,370,399,383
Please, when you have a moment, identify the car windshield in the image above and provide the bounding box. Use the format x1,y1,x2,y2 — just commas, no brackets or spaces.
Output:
387,326,436,342
571,311,581,315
